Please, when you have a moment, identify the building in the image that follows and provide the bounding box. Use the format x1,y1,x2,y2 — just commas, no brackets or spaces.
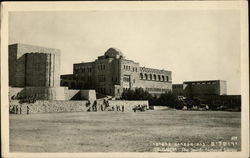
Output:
9,43,61,87
61,48,172,98
173,80,227,100
9,43,66,100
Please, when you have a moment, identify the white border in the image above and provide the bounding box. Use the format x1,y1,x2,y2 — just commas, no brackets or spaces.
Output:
1,1,249,158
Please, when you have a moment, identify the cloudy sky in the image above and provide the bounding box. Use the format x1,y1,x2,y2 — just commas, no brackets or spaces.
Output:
9,10,241,94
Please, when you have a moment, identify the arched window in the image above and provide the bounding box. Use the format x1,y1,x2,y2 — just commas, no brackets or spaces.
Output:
149,74,152,80
140,73,143,79
166,76,169,82
153,74,156,80
158,75,161,81
145,74,148,80
162,75,165,81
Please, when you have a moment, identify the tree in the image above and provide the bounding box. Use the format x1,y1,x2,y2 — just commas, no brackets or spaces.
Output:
121,88,153,101
158,91,180,108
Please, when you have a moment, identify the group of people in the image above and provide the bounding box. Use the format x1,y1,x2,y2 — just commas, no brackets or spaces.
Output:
87,99,126,112
10,105,30,114
110,105,125,112
133,104,148,112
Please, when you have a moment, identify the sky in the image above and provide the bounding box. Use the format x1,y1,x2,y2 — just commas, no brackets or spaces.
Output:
9,10,241,94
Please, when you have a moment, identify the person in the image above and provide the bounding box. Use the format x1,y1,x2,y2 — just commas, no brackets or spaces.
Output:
27,105,30,115
14,105,17,114
93,100,97,112
16,105,19,114
112,106,114,111
101,104,103,111
116,105,118,111
19,105,22,114
86,100,91,107
122,105,124,112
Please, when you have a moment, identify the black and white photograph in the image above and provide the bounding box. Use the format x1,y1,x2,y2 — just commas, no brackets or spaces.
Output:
1,1,249,158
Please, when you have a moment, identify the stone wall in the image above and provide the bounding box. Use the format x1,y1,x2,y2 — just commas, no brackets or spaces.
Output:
64,89,80,100
81,90,96,101
9,100,148,114
9,87,66,100
219,80,227,95
10,100,88,114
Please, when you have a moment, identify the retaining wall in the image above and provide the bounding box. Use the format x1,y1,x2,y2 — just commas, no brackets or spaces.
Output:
9,100,149,114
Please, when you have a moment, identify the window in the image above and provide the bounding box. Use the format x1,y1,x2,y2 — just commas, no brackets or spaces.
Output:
124,65,126,69
98,75,105,82
158,75,161,81
88,76,91,81
162,75,165,81
145,74,148,80
149,74,152,80
140,73,143,79
153,74,156,80
166,76,169,82
123,75,130,82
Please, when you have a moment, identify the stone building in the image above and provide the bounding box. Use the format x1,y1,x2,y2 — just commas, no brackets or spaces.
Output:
9,43,65,100
9,43,61,87
61,48,172,98
172,80,227,99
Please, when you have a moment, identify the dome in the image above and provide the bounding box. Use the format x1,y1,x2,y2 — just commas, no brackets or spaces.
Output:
104,48,124,58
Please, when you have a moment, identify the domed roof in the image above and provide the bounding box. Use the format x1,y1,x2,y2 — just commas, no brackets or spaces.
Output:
104,48,124,58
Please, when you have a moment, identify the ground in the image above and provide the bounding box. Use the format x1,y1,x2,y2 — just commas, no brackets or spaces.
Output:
10,110,241,152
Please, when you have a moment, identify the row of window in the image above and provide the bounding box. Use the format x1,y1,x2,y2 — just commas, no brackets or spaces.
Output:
77,76,92,81
189,81,217,85
97,76,119,83
123,65,138,72
75,67,92,73
98,75,106,82
97,64,106,71
173,85,183,88
123,75,130,82
145,88,169,92
140,73,169,82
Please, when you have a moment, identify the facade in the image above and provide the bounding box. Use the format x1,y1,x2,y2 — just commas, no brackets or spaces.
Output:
173,80,227,99
61,48,172,98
